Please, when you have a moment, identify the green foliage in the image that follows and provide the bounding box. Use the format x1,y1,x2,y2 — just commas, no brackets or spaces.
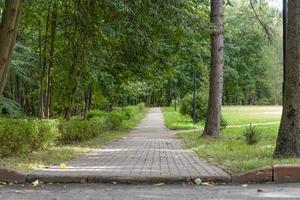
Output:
223,1,282,105
58,118,107,144
177,124,300,173
243,124,261,145
137,103,145,112
0,119,58,157
31,120,60,151
220,116,228,129
86,110,107,120
107,110,126,130
0,105,144,155
162,107,200,130
59,105,143,144
0,97,24,118
180,92,208,123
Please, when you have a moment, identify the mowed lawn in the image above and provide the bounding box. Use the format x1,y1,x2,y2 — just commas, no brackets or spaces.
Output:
222,106,282,125
162,105,282,130
163,106,300,173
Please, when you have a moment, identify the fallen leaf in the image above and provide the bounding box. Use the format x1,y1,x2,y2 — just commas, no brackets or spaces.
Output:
154,183,165,186
257,188,263,192
194,178,202,185
31,180,39,186
60,163,67,169
81,179,86,184
202,182,215,186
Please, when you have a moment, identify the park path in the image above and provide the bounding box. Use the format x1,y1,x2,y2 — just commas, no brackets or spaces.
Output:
28,108,231,183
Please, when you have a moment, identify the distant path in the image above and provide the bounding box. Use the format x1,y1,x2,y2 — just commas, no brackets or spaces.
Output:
29,108,230,183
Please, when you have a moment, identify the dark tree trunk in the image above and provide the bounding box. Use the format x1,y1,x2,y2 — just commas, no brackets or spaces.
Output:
203,0,224,137
274,0,300,157
0,0,22,95
39,3,51,119
46,3,57,118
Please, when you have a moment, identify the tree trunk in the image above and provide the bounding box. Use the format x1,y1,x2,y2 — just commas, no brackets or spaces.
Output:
274,0,300,157
0,0,22,96
203,0,224,137
46,3,57,118
39,3,51,119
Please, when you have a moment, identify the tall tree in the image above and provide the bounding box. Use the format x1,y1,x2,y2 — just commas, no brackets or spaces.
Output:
0,0,22,96
274,0,300,157
203,0,224,137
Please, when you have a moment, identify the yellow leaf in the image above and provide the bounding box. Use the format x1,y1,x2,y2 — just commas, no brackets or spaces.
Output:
60,163,67,169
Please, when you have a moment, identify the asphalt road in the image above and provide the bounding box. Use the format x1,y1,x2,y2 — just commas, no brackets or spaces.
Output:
1,183,300,200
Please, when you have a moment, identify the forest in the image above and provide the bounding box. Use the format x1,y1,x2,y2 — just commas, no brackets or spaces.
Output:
0,0,282,119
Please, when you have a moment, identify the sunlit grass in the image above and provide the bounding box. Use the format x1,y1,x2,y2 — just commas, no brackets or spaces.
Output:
177,124,300,173
162,107,202,130
162,105,282,130
0,110,146,172
222,105,282,125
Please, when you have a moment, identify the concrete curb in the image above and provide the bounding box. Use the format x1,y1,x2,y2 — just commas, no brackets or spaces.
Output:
233,164,300,183
3,164,300,184
0,167,27,183
26,174,231,184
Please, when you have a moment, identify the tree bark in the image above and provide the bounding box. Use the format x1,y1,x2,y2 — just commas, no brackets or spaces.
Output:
274,0,300,157
0,0,22,96
203,0,224,137
46,3,57,118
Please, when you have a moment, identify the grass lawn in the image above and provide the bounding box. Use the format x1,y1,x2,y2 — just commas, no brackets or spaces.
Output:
222,106,282,125
0,110,146,172
162,105,282,130
171,105,300,173
177,124,300,173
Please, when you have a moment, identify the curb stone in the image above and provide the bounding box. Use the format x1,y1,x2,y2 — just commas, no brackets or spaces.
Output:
4,164,300,184
0,167,27,183
232,166,272,183
273,164,300,183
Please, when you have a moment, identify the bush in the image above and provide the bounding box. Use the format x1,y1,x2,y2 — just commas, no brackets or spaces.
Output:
0,104,144,156
31,120,59,151
137,103,145,111
86,110,107,120
180,92,208,123
220,116,228,129
58,117,107,144
106,110,126,130
0,119,59,157
243,124,260,145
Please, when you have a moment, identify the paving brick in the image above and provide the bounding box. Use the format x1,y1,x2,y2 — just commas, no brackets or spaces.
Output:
29,108,231,183
0,168,27,183
233,166,272,183
273,164,300,183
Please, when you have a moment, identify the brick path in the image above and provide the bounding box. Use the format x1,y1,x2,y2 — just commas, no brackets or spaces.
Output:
28,108,231,183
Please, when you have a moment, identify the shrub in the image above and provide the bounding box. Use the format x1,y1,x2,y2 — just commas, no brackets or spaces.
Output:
58,117,107,144
220,116,228,129
86,110,107,120
180,92,208,123
31,120,59,151
0,119,59,157
243,124,260,145
0,105,144,155
0,97,24,118
137,103,145,111
106,110,126,130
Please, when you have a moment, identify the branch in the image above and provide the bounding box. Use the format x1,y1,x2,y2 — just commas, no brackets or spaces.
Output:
249,0,272,43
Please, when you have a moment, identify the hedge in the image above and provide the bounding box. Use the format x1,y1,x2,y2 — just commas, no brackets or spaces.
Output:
0,104,145,157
